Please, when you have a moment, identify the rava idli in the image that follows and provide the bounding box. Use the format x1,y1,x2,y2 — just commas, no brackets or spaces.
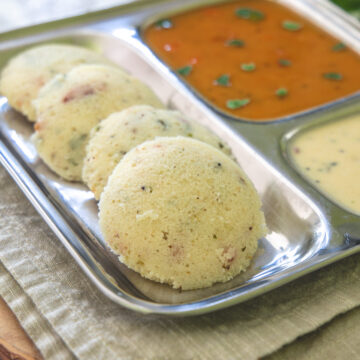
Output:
32,64,164,181
83,105,231,199
99,137,267,290
0,44,120,121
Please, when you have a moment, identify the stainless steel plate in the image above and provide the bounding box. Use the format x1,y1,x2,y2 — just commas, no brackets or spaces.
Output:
0,0,359,316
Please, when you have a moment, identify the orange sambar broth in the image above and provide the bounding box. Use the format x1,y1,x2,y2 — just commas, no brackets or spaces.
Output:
143,0,360,121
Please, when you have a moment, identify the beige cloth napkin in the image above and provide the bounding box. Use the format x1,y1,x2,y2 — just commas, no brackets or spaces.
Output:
1,166,360,360
266,306,360,360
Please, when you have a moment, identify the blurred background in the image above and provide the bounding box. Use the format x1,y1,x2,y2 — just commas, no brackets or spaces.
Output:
333,0,360,14
0,0,358,33
0,0,133,32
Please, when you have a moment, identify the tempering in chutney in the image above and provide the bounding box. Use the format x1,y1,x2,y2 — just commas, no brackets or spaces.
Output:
144,0,360,121
289,115,360,215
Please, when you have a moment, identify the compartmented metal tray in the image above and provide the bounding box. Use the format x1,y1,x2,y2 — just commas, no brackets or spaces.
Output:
0,0,359,315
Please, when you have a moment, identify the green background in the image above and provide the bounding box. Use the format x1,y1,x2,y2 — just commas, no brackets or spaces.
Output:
332,0,360,18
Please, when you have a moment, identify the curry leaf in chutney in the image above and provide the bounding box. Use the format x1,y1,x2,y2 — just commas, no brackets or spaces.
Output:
235,8,265,21
282,20,303,31
332,42,346,51
323,72,343,80
226,98,250,109
276,88,288,97
241,63,256,72
215,74,230,86
226,39,245,47
278,59,292,67
177,65,193,76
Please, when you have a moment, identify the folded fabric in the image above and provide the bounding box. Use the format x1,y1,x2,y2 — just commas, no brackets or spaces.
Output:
1,167,360,360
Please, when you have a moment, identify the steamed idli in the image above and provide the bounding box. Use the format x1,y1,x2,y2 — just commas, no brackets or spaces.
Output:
32,64,164,181
99,137,266,290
